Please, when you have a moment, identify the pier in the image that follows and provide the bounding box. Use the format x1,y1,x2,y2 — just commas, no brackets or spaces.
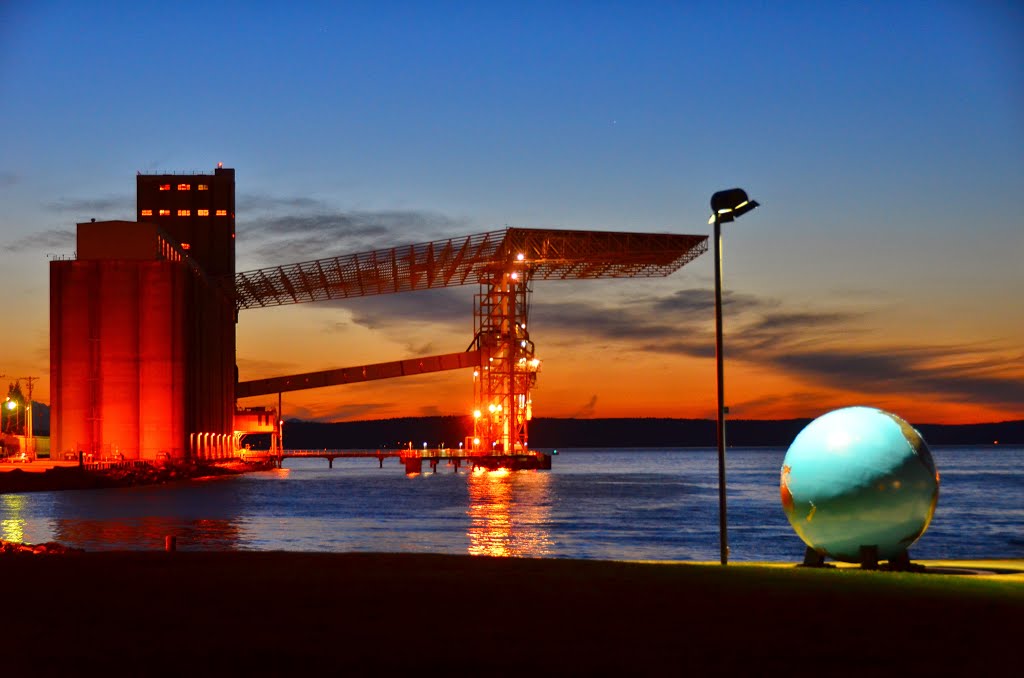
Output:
241,448,552,473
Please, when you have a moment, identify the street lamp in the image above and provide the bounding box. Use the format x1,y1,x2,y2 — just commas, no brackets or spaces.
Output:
5,398,19,435
709,188,759,566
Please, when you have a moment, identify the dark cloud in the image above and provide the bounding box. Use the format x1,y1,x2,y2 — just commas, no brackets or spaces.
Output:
775,348,1024,407
573,395,598,418
530,290,1024,412
640,339,714,359
650,288,769,314
241,214,392,263
530,299,681,344
4,228,75,253
339,286,475,332
47,195,133,215
237,203,472,268
237,193,328,212
316,402,394,422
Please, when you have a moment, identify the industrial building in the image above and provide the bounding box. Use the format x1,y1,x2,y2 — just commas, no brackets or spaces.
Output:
49,165,707,469
49,167,241,461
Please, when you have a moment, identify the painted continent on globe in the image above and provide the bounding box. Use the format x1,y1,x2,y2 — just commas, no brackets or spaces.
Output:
780,406,940,563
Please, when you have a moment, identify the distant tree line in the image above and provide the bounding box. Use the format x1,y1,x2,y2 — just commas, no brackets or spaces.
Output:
259,416,1024,450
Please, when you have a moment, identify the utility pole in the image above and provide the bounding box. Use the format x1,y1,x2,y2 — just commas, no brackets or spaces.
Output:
0,374,8,435
21,376,38,459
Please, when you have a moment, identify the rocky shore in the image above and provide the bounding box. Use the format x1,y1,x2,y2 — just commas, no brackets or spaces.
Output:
0,538,83,554
0,459,274,493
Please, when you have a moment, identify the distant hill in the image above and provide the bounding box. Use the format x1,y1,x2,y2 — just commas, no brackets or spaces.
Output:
270,416,1023,450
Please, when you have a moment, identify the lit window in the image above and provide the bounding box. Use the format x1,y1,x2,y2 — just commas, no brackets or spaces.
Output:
215,209,227,216
198,184,209,191
181,243,191,250
141,209,153,216
159,184,170,191
177,183,190,191
177,209,190,216
158,209,171,216
197,209,209,216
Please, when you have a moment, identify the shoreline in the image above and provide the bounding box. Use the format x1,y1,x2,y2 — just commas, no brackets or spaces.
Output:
1,549,1020,673
0,459,275,493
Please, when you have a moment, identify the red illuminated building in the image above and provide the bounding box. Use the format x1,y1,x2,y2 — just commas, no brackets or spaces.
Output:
49,168,238,461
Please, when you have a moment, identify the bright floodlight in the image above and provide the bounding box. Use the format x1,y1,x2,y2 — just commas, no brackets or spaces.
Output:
709,188,759,224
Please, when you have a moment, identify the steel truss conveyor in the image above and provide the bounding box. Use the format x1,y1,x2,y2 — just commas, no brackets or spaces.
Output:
235,227,708,456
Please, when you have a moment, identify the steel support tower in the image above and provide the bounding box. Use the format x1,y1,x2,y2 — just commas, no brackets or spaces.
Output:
234,227,708,461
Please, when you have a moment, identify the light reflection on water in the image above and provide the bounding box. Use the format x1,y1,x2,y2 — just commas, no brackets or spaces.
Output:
0,447,1021,560
467,467,553,557
2,494,28,543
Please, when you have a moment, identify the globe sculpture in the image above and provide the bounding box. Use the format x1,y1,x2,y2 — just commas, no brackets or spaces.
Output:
780,407,940,564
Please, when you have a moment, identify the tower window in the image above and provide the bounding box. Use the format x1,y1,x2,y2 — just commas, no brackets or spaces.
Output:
177,209,190,216
198,184,209,191
141,209,153,216
197,209,210,216
215,209,227,216
177,183,190,191
158,209,171,216
159,184,171,191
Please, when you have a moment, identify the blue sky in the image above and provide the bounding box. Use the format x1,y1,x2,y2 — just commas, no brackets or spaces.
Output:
1,1,1021,423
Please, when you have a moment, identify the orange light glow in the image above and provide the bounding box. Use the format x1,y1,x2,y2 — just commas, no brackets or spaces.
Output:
158,209,170,216
177,209,190,216
159,184,170,191
216,209,227,216
141,209,153,216
467,465,551,557
181,243,191,250
177,183,190,191
198,209,209,216
198,184,209,191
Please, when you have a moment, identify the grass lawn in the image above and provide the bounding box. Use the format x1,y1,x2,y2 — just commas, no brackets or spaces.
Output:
2,552,1020,675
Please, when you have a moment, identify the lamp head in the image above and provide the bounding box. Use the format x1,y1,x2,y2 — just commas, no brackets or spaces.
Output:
709,188,759,224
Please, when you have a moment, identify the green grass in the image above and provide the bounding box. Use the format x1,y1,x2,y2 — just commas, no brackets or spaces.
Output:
2,551,1020,674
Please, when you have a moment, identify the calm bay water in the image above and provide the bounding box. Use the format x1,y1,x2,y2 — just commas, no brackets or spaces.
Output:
2,447,1021,561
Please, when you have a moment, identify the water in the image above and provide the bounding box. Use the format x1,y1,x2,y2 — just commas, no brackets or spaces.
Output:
2,447,1022,560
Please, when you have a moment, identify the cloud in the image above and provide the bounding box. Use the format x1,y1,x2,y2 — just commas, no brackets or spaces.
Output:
774,347,1024,408
0,171,17,188
240,213,392,264
237,193,329,212
4,228,75,253
47,195,133,215
531,288,1024,412
316,402,394,421
530,299,681,345
573,395,598,418
340,286,475,332
650,288,770,314
237,200,473,268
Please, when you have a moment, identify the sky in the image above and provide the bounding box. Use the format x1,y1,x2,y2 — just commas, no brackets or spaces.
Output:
1,1,1021,425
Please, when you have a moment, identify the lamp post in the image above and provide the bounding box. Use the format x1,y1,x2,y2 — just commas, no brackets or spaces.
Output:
709,188,759,566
